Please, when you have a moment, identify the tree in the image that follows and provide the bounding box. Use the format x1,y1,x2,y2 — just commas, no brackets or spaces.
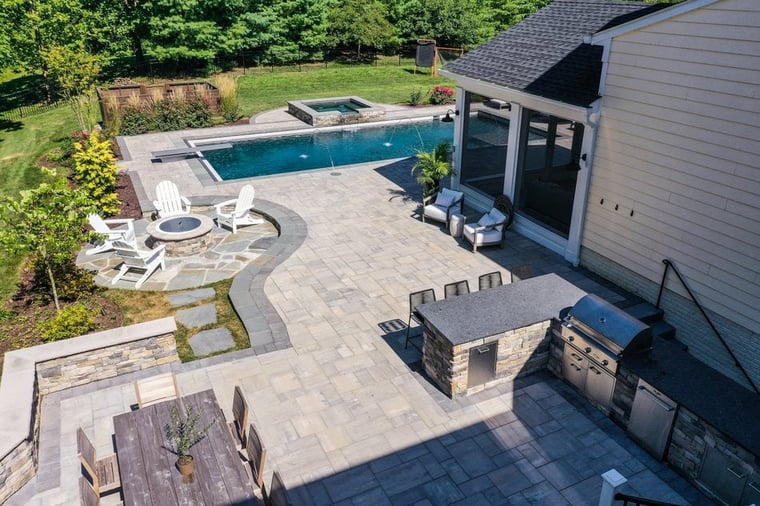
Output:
272,0,331,61
396,0,495,48
1,0,100,101
486,0,552,30
44,46,102,132
327,0,397,58
0,180,94,311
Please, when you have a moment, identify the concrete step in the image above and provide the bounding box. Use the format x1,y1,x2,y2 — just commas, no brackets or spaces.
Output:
651,319,677,340
624,302,665,323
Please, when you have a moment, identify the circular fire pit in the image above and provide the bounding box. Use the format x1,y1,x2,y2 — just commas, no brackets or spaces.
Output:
147,214,214,256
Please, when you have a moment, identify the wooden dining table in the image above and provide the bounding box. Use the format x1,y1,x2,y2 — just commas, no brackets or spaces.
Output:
113,389,258,505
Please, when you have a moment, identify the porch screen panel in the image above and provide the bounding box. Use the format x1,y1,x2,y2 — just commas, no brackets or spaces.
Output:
459,92,509,198
514,108,583,238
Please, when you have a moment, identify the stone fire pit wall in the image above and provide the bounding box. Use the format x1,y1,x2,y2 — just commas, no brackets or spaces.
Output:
423,320,554,398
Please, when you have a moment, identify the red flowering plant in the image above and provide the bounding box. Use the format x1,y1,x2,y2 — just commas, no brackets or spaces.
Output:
429,86,455,105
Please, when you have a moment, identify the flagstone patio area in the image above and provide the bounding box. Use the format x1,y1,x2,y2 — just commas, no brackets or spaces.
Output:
6,107,716,505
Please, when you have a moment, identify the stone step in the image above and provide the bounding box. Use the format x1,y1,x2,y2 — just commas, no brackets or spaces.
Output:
651,320,677,340
623,302,664,324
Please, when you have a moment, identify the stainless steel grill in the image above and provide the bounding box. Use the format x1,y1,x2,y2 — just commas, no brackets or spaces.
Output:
560,294,652,411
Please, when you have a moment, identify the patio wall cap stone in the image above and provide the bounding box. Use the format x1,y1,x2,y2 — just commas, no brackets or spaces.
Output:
0,317,177,460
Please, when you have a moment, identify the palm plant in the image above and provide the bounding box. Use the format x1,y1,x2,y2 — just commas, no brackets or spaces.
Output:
411,142,455,199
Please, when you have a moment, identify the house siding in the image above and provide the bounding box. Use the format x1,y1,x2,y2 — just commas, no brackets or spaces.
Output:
581,0,760,388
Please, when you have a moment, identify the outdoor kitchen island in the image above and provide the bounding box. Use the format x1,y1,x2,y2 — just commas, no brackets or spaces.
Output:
416,273,585,398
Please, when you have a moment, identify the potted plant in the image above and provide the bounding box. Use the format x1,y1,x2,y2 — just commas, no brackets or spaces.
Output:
411,141,455,199
164,404,215,476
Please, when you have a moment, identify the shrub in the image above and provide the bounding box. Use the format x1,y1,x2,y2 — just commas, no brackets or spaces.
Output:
37,302,96,342
118,97,213,135
120,105,154,135
32,259,98,303
72,130,121,216
215,75,241,123
409,88,423,106
184,97,213,128
429,86,455,105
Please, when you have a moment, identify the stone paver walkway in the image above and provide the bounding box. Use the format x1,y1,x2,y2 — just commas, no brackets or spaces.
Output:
7,105,715,505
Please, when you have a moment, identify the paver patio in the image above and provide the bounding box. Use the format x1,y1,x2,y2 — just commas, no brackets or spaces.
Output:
6,107,715,505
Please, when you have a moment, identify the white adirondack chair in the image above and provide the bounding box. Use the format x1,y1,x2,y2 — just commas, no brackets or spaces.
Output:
86,214,137,255
214,185,264,233
111,240,166,289
152,180,191,218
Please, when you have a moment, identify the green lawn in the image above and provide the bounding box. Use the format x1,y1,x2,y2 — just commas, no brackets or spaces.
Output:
0,106,79,300
0,62,455,302
236,62,455,115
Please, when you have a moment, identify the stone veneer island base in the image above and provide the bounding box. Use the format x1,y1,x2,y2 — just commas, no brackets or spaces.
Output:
416,273,586,398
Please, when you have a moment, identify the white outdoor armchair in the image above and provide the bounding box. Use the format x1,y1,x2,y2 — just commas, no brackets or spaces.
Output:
214,184,264,233
463,207,508,252
111,240,166,289
86,213,136,255
422,188,464,225
153,180,191,218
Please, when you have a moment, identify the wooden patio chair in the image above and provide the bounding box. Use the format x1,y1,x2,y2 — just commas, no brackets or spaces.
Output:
111,240,166,289
264,469,294,506
245,422,268,490
86,214,136,255
77,428,121,496
444,279,470,299
215,184,265,234
404,288,436,349
153,180,191,218
79,477,99,506
134,372,179,408
229,385,249,448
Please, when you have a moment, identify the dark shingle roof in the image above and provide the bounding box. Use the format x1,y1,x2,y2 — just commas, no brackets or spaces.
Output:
444,0,669,107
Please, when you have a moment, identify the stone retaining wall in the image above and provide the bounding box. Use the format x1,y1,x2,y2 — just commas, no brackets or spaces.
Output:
0,318,178,504
36,333,177,395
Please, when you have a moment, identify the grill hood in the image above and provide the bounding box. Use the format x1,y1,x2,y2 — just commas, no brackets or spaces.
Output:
566,294,652,355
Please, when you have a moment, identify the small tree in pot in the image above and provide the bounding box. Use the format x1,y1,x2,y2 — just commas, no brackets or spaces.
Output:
411,142,455,200
165,405,215,476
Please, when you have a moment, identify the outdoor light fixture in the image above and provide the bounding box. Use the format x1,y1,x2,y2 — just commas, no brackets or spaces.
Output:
441,109,459,123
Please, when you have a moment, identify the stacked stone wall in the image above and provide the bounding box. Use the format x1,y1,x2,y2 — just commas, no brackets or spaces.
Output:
0,318,177,504
424,320,553,398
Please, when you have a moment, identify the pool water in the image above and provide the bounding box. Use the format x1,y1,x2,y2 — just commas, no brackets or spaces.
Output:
310,101,366,113
202,120,454,180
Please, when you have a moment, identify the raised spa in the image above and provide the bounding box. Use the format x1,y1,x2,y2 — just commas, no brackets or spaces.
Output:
147,214,214,256
287,96,385,126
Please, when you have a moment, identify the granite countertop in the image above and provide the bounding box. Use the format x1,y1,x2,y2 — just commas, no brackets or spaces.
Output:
415,273,587,345
623,337,760,457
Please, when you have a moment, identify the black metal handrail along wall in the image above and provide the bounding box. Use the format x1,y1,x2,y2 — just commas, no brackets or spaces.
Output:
657,258,759,394
614,492,680,506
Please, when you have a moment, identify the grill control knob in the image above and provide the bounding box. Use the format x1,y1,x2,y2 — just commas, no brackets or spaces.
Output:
584,347,591,353
568,336,574,342
602,360,609,366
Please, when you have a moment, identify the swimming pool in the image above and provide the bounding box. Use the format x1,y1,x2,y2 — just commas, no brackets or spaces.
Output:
199,119,454,181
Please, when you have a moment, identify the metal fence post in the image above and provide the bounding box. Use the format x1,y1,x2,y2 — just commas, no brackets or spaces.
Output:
599,469,627,506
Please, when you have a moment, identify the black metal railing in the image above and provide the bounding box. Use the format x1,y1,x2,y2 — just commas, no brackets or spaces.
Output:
657,258,759,394
615,492,680,506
